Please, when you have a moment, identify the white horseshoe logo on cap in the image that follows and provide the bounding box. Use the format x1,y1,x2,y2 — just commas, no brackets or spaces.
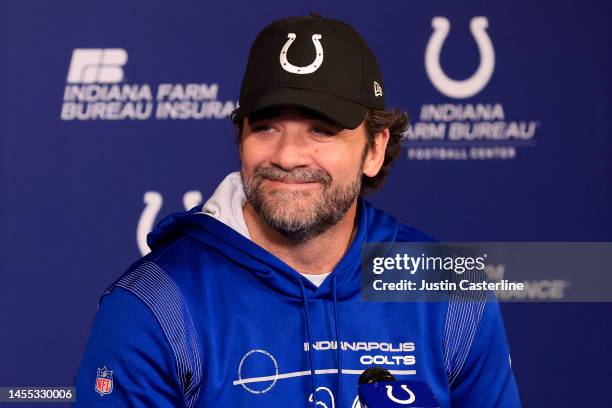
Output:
425,16,495,99
385,384,416,405
279,33,324,74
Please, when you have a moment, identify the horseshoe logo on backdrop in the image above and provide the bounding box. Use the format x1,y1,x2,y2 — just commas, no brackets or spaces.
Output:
279,33,324,74
137,191,203,256
425,17,495,99
385,384,416,405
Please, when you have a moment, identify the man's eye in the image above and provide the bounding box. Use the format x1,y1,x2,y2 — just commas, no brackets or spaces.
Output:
252,125,274,133
312,126,336,137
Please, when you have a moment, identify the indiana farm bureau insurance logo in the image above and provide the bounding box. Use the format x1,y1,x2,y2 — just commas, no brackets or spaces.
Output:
61,48,237,121
404,17,541,161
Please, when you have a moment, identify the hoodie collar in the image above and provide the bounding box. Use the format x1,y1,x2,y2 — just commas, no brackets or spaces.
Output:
148,173,399,300
201,173,332,288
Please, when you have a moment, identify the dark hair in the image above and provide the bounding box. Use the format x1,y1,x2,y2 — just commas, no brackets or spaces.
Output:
234,106,409,194
361,107,409,194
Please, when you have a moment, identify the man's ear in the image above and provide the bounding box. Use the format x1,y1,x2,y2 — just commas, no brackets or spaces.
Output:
363,128,390,177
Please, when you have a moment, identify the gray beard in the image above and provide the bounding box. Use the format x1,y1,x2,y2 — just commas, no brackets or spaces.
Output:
241,166,362,244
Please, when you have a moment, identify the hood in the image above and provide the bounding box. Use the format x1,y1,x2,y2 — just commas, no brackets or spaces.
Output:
147,174,399,301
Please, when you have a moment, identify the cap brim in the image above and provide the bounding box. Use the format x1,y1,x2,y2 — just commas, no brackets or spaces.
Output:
233,88,368,130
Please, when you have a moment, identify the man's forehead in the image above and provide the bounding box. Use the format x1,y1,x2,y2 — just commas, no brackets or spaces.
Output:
247,106,344,128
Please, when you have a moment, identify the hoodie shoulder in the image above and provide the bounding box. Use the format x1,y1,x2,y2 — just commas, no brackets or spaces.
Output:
147,205,204,250
359,198,437,243
396,222,437,243
93,210,211,405
95,256,204,406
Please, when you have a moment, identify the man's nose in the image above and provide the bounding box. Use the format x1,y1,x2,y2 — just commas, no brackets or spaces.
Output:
268,129,312,170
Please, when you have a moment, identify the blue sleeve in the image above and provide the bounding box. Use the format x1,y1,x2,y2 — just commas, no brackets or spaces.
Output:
450,300,521,407
74,287,185,407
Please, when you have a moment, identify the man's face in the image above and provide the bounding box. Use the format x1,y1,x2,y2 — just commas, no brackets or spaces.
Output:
239,106,370,243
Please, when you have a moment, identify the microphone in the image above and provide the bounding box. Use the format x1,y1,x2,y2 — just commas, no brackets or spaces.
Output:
357,367,440,407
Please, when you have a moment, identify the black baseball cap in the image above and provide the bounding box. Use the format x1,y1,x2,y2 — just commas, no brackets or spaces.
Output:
232,14,386,130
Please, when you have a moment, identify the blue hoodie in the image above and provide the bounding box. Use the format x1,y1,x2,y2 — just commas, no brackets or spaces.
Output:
75,176,520,407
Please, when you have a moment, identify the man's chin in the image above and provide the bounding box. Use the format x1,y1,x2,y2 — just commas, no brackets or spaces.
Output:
260,198,318,220
243,175,361,243
260,211,323,243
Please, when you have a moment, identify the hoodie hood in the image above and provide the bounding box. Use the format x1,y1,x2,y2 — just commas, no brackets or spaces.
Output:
200,172,251,240
147,174,399,301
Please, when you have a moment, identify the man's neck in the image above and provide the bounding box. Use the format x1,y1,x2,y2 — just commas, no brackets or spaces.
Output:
242,201,358,275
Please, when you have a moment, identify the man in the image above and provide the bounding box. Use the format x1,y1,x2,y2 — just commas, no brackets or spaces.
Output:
75,14,520,407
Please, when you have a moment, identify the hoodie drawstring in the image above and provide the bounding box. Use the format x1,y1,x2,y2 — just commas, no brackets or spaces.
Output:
298,280,317,405
332,275,343,407
299,277,343,408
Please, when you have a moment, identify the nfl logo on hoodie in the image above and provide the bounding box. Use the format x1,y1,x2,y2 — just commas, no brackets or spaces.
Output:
95,367,113,396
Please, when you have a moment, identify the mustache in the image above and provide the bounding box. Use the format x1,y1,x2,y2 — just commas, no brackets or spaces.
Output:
254,166,331,186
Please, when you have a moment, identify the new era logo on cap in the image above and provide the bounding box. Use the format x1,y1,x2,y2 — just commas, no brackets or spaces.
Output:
233,14,386,129
374,81,383,97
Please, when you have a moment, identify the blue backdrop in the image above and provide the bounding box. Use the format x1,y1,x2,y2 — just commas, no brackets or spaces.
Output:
1,0,610,406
